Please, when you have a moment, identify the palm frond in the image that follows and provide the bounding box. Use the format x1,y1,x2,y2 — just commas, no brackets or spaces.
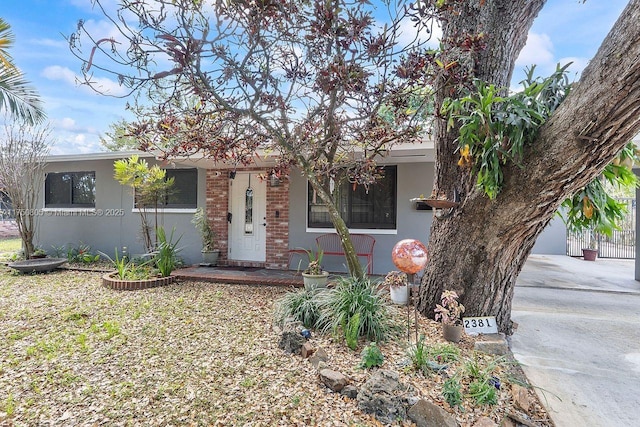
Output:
0,65,45,124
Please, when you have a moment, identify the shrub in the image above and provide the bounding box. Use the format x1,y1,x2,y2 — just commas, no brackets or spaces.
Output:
442,376,463,409
317,276,396,345
359,342,384,369
273,287,322,329
468,379,498,406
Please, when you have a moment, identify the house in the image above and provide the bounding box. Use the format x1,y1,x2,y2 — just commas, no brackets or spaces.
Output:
35,147,567,274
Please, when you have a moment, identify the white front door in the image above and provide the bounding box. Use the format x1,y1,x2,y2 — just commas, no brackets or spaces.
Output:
229,172,266,262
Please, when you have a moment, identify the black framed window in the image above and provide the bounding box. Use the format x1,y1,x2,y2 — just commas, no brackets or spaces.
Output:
135,168,197,209
45,172,96,208
308,166,396,229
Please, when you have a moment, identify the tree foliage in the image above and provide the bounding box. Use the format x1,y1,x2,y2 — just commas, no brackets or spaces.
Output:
113,155,174,251
69,0,435,279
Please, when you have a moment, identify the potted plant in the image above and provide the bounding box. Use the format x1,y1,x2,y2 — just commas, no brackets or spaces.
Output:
192,207,219,266
301,247,329,289
434,290,466,343
384,271,409,305
582,228,599,261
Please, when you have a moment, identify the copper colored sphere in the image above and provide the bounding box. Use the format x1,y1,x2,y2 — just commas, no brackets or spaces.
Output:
391,239,428,274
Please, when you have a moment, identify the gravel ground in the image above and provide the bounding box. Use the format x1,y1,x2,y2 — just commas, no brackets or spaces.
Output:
0,267,552,426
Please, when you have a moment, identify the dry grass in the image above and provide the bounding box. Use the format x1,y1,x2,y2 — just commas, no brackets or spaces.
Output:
0,267,552,426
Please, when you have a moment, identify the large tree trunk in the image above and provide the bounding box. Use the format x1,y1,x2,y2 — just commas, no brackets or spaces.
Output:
418,0,640,333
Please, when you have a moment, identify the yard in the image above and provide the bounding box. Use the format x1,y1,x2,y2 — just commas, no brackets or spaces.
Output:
0,256,552,426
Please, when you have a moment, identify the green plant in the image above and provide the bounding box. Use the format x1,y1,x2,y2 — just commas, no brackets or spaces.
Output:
100,248,155,280
66,242,101,264
114,155,175,252
273,287,322,329
345,312,361,350
443,64,571,199
434,290,465,326
154,226,183,277
560,142,639,249
407,335,429,372
442,376,463,409
191,207,217,251
468,379,498,406
359,342,384,369
100,248,132,279
32,248,46,257
317,276,396,344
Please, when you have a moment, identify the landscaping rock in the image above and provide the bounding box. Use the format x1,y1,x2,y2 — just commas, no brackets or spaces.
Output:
511,384,532,412
357,369,417,424
315,346,329,361
319,368,348,392
282,317,303,332
407,399,458,427
340,384,358,399
473,416,498,427
474,333,509,355
309,356,327,371
278,331,306,354
301,342,315,358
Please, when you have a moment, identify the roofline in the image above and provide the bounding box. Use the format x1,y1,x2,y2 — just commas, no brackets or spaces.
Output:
45,150,155,162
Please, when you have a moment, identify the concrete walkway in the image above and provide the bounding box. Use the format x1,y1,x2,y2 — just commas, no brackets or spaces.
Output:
512,254,640,427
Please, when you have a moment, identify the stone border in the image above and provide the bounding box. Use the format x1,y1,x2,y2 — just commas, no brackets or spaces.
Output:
102,272,176,291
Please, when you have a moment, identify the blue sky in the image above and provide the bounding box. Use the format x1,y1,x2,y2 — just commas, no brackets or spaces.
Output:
2,0,630,154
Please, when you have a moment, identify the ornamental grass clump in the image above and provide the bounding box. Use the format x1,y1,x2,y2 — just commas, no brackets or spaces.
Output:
273,287,322,329
317,276,397,346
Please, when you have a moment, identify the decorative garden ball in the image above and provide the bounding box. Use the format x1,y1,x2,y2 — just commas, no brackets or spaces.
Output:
300,329,311,339
391,239,428,274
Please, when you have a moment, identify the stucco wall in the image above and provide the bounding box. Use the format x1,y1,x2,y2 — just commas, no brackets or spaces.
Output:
36,158,205,265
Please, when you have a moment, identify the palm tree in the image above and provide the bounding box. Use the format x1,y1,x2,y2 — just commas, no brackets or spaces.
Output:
0,18,44,124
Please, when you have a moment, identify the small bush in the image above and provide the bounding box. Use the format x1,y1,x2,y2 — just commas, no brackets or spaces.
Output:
407,335,430,372
317,276,397,344
65,242,101,264
273,287,322,329
468,379,498,406
359,342,384,369
442,376,463,409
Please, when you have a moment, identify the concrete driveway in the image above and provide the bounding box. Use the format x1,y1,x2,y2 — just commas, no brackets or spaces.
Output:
511,255,640,427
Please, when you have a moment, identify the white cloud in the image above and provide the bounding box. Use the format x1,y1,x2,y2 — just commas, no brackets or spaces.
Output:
42,65,76,84
557,56,590,79
41,65,128,96
516,32,554,68
29,38,67,49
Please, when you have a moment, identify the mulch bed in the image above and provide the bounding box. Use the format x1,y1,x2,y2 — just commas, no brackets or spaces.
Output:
0,268,553,426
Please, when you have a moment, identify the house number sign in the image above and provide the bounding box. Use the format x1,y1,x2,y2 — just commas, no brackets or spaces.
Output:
462,316,498,335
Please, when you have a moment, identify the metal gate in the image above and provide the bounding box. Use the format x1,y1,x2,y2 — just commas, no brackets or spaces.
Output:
566,198,636,259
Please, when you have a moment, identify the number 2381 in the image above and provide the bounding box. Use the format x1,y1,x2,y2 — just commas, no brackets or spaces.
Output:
464,318,491,328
